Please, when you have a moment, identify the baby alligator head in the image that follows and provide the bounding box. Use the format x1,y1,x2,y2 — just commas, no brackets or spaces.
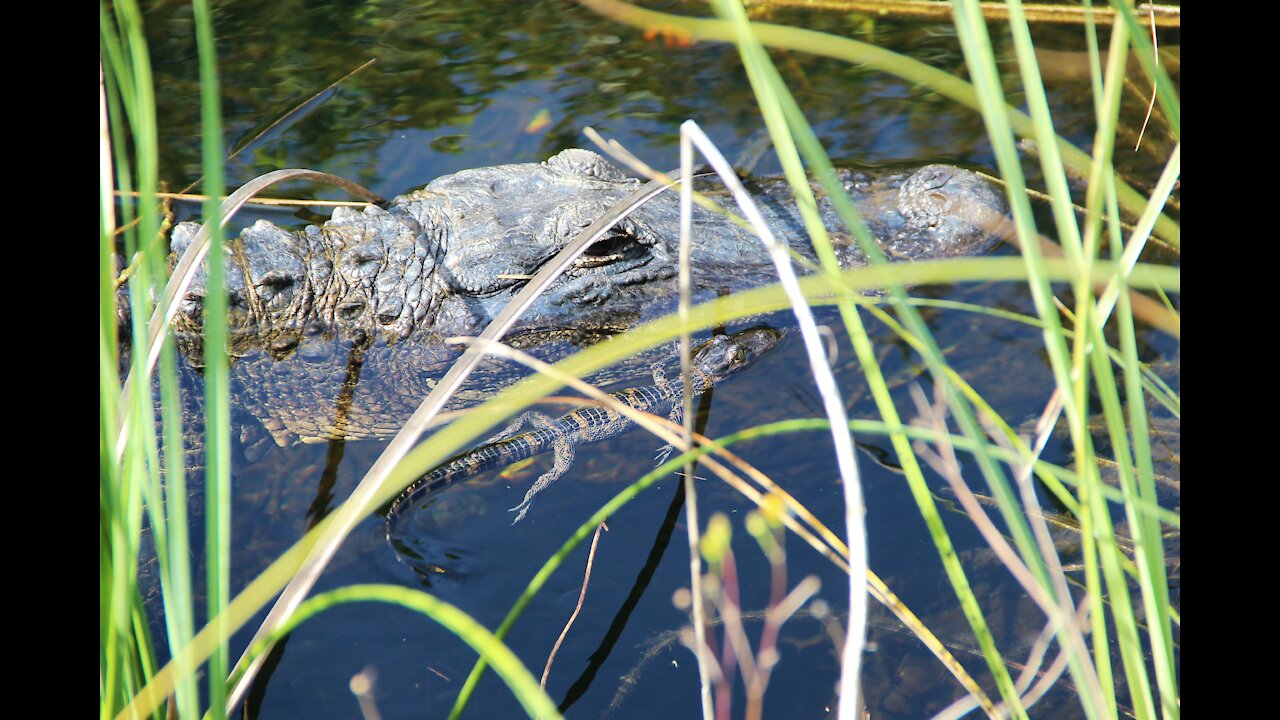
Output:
691,326,783,382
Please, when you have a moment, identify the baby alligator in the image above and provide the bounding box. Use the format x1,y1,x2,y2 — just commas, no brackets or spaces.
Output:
385,326,781,537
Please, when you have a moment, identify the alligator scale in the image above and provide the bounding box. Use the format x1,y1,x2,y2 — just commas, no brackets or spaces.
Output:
147,148,1008,455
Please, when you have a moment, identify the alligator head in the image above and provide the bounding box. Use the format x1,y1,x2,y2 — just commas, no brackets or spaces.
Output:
164,148,1008,360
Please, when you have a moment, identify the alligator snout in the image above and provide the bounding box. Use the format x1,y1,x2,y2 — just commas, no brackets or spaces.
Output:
882,164,1008,260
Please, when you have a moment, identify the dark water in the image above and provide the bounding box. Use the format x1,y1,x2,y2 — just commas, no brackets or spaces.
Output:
133,1,1179,717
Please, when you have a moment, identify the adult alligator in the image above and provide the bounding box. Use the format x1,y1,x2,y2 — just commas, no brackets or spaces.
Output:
145,148,1008,450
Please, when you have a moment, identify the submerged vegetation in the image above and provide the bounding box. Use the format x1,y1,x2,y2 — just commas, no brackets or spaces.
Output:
102,1,1178,718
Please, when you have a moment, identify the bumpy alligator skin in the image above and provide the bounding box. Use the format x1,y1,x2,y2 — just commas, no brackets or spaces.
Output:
153,148,1007,447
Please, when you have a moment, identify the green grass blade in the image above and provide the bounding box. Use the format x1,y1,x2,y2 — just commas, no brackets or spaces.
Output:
188,1,232,714
226,585,562,720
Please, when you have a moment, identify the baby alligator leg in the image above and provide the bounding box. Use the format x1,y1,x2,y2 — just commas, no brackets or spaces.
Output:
485,411,553,444
647,361,685,466
508,414,574,524
652,401,685,467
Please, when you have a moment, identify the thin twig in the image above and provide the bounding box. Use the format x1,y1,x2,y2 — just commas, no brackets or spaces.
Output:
734,0,1180,28
865,572,997,716
975,197,1178,335
1003,149,1177,254
1010,615,1065,697
978,397,1109,713
932,599,1086,720
1134,8,1159,152
112,197,173,289
751,574,822,720
714,549,747,720
911,375,1123,713
541,521,609,689
231,59,377,166
986,169,1146,243
1013,600,1091,712
677,127,716,720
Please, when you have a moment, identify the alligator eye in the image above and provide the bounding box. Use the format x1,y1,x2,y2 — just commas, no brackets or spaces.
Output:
574,230,639,268
900,169,957,231
590,232,634,256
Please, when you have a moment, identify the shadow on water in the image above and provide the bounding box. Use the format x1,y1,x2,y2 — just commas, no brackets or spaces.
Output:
132,1,1179,717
